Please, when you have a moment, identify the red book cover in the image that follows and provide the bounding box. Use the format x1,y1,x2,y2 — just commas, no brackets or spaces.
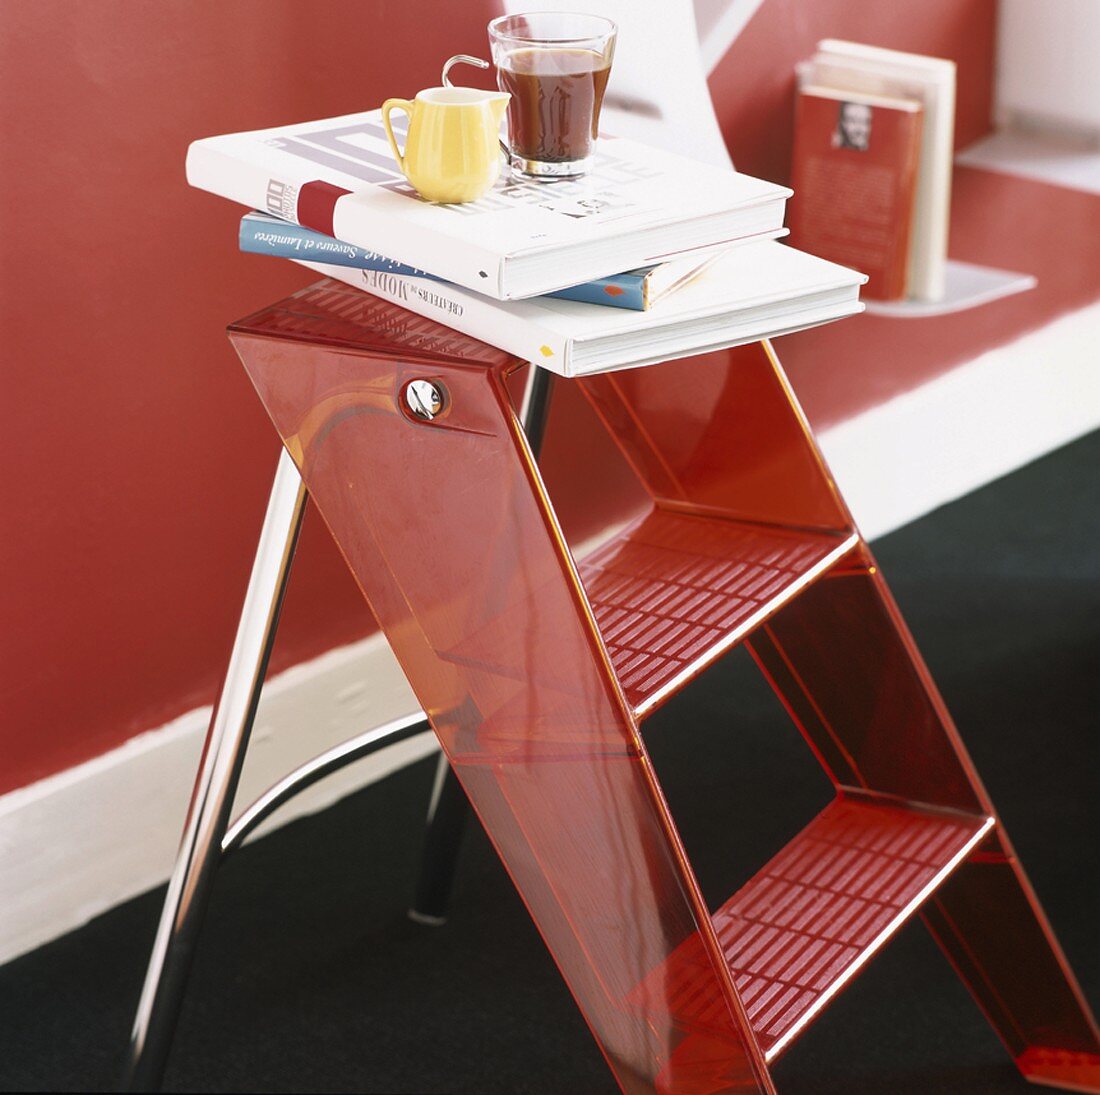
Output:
789,87,923,301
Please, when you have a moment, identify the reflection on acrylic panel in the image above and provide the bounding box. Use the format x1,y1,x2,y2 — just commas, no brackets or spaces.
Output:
229,280,1100,1093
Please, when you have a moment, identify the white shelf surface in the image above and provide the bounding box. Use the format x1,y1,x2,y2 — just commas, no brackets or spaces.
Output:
957,128,1100,197
864,259,1036,319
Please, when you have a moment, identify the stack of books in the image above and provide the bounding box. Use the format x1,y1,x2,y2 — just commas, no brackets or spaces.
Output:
790,41,956,303
187,108,865,376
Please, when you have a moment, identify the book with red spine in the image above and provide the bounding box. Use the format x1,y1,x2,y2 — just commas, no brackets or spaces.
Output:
789,86,923,301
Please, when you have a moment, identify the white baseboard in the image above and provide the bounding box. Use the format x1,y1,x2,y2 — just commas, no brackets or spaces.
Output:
0,635,430,966
818,299,1100,541
956,127,1100,196
2,301,1098,966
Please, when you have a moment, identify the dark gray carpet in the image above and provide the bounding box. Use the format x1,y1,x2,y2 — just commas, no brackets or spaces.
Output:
2,430,1098,1093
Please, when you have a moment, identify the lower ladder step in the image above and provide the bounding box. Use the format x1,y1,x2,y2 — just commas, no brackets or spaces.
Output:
632,796,994,1061
1016,1047,1100,1089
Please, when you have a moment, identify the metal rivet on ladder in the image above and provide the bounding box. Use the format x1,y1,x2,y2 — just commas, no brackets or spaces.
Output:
404,379,446,421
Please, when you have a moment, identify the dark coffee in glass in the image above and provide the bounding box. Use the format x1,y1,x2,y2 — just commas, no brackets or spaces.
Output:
497,47,611,167
489,14,617,180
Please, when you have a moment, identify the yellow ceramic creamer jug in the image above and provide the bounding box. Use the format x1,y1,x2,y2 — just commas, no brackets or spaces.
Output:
381,87,509,204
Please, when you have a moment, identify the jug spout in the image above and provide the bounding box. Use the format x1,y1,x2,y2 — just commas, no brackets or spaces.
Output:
486,92,509,126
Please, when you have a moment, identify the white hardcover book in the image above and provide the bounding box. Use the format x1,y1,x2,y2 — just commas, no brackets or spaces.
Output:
297,240,865,377
801,40,955,302
186,108,790,301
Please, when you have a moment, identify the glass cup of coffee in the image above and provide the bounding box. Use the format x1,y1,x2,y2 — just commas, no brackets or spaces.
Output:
488,12,617,180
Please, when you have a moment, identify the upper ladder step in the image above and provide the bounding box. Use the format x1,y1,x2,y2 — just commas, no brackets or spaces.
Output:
631,796,994,1061
438,507,855,723
579,508,857,717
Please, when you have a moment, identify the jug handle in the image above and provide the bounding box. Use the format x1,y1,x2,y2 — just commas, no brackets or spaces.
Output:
381,98,414,173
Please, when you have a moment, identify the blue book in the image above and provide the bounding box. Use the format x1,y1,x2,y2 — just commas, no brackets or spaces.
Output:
239,212,723,311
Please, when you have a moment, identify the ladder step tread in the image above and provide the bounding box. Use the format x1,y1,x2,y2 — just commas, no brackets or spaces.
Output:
630,797,993,1061
579,508,857,717
437,507,854,724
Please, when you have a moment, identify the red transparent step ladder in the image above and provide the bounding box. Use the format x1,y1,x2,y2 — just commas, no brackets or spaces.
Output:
128,280,1100,1093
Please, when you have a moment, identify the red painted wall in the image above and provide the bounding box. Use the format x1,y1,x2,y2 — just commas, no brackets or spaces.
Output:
1,1,502,793
1,2,998,794
709,0,997,185
710,0,1100,432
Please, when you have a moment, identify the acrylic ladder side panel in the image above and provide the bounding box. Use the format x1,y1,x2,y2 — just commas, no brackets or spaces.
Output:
229,285,773,1095
580,339,1100,1089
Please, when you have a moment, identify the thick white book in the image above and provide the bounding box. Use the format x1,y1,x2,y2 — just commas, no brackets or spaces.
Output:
298,240,866,377
186,108,790,301
799,40,955,302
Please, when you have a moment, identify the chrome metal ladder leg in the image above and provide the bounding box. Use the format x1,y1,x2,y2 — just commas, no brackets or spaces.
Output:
122,448,308,1091
408,752,472,925
408,368,554,925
